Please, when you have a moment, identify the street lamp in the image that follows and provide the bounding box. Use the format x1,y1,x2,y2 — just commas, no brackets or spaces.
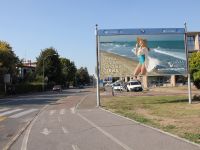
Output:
42,54,57,91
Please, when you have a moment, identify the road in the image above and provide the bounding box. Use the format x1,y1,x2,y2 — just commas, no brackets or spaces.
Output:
1,87,200,150
0,88,82,150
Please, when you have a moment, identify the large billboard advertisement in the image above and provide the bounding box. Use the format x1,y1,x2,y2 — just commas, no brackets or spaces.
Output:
98,28,186,79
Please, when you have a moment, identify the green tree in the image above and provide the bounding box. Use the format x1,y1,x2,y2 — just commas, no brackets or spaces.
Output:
0,41,19,84
76,67,90,85
36,47,62,84
60,58,77,87
189,51,200,89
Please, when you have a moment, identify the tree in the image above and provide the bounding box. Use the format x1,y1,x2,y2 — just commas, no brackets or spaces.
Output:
60,58,77,87
0,41,19,84
36,47,62,84
189,51,200,89
76,67,90,85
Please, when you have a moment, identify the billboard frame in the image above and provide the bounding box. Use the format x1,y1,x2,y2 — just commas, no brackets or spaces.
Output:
96,25,192,104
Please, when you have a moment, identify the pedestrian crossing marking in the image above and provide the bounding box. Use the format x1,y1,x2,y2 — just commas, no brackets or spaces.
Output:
9,109,38,118
0,108,39,119
0,108,10,112
0,108,23,116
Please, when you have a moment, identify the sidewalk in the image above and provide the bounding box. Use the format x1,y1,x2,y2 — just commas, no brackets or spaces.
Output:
78,93,200,150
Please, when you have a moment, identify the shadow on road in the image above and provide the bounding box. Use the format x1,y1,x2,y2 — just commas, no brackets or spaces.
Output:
0,89,88,107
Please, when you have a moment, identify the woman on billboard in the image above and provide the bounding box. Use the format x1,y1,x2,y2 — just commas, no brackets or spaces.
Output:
133,37,149,78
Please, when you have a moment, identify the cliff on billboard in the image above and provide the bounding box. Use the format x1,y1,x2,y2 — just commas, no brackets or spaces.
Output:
98,28,187,79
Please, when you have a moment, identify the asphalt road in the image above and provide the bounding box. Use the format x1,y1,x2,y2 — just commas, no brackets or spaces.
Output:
0,88,83,150
6,88,200,150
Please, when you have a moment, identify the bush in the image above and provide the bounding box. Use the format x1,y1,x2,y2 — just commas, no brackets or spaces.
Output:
193,95,200,101
13,83,42,94
193,72,200,89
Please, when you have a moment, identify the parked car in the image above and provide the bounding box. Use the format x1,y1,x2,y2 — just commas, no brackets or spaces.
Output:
126,80,143,92
112,83,123,91
52,85,62,92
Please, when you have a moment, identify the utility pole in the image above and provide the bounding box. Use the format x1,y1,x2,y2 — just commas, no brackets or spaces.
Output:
184,23,192,104
95,24,100,107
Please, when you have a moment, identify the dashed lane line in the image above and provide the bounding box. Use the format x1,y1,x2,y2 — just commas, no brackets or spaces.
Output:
62,126,69,134
59,109,66,115
49,110,56,116
72,144,80,150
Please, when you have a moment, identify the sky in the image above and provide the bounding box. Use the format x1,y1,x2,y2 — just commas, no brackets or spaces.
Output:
100,34,184,42
0,0,200,74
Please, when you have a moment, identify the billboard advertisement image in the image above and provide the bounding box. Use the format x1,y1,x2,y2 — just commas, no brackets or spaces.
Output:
98,28,186,79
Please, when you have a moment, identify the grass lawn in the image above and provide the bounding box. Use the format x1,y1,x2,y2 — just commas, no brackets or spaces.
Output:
101,95,200,144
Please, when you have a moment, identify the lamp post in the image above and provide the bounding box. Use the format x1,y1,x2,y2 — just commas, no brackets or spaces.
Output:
42,54,57,91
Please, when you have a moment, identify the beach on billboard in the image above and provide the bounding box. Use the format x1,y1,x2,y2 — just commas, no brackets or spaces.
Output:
100,50,137,79
100,50,186,79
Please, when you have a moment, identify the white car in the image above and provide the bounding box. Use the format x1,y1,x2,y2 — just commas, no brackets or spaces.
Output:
112,83,123,91
126,80,143,92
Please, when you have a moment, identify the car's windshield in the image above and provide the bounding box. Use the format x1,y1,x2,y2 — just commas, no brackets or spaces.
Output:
130,82,139,85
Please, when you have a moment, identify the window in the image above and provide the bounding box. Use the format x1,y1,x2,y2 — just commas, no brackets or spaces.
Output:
131,82,139,85
187,36,195,51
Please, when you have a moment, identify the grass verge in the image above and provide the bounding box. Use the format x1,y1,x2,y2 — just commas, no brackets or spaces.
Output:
101,95,200,144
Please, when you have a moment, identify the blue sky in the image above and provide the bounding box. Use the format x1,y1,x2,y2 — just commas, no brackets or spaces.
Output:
0,0,199,74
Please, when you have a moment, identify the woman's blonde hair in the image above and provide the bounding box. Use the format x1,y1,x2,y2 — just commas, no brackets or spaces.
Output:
137,37,147,48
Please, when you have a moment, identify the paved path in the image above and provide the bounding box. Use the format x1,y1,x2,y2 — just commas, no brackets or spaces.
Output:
10,88,200,150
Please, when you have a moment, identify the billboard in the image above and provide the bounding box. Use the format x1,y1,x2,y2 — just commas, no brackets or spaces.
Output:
98,28,187,79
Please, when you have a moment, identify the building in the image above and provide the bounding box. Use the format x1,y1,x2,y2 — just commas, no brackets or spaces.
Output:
187,32,200,53
18,60,36,79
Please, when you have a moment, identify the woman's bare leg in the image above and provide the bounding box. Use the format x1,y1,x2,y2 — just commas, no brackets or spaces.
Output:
141,64,146,75
134,64,141,78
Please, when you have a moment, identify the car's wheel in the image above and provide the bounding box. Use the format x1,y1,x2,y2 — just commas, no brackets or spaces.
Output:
127,89,129,92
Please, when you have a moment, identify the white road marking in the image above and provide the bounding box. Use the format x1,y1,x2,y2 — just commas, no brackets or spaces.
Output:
70,107,76,114
40,128,51,135
78,113,133,150
0,108,23,116
75,95,89,110
59,109,65,115
62,126,68,134
21,105,48,150
0,108,10,112
72,144,80,150
49,110,56,116
9,109,38,118
58,116,61,123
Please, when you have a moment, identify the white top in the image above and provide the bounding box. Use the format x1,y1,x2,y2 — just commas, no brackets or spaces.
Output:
134,47,148,56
